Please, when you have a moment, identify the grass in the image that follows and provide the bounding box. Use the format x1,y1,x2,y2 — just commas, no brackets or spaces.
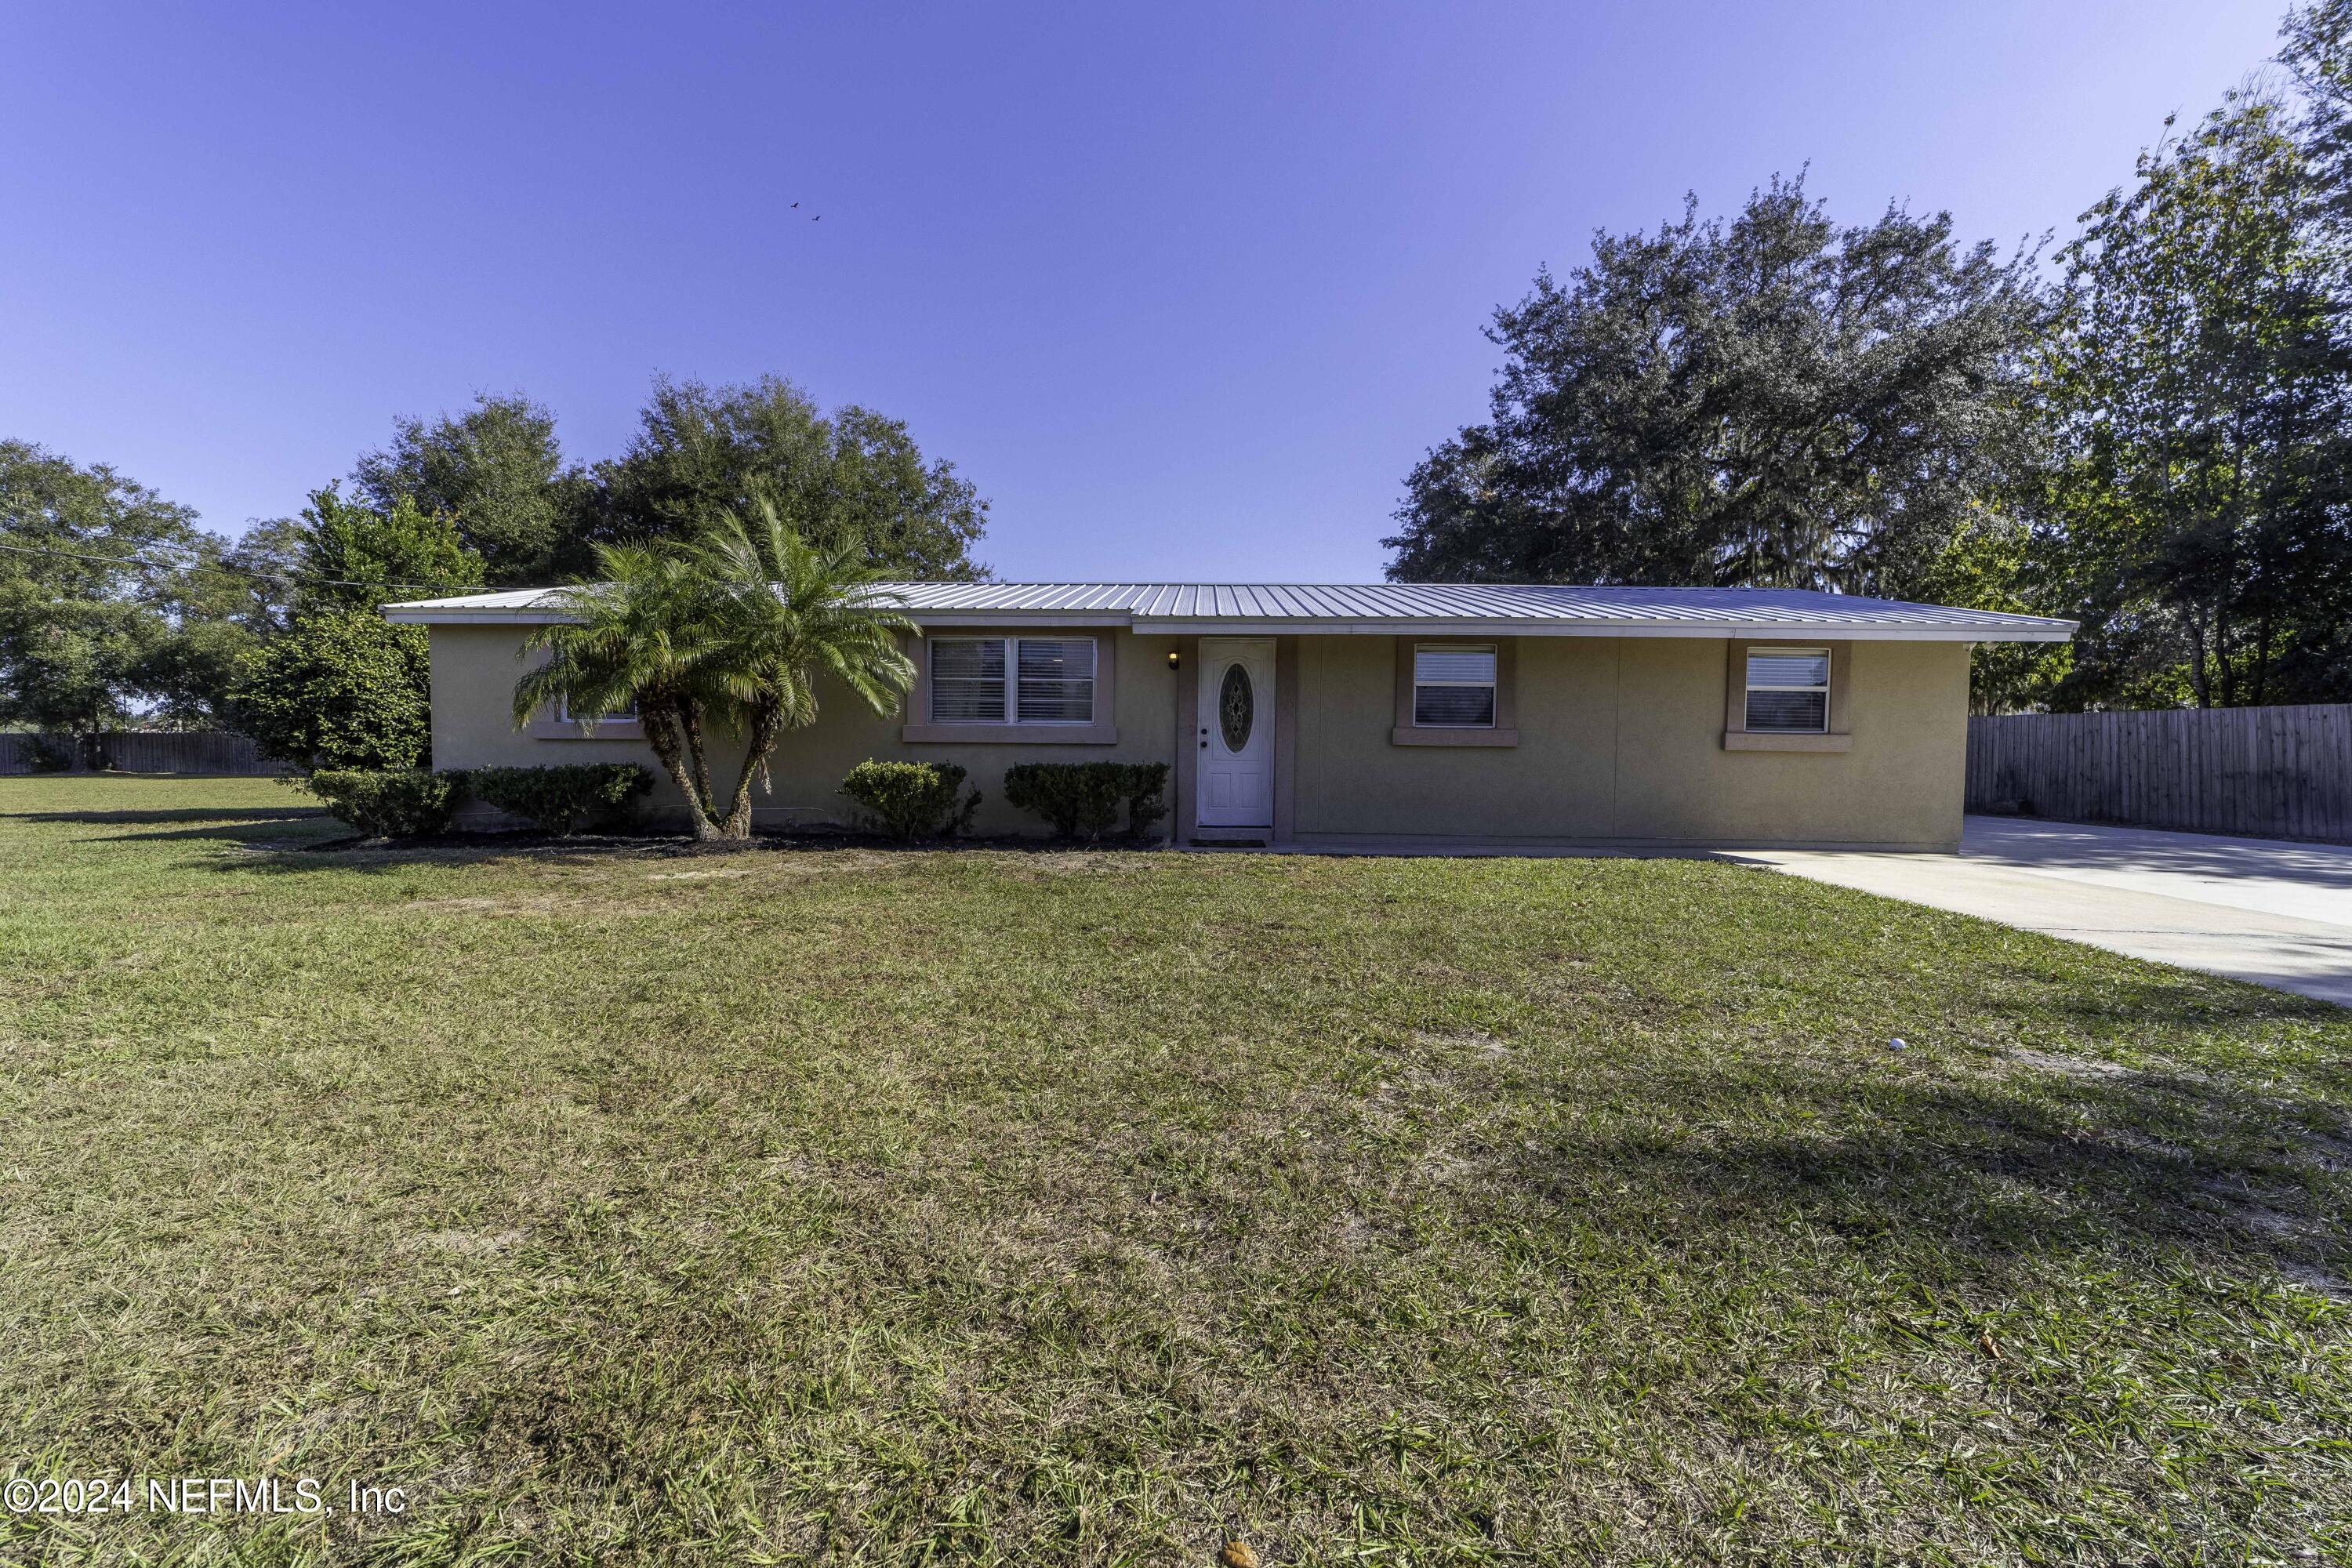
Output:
0,775,2347,1566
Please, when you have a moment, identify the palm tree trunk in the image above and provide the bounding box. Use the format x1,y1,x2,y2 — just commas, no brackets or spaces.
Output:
644,701,722,840
718,700,783,840
681,707,717,822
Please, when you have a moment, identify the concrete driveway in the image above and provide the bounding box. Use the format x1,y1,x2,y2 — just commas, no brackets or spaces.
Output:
1736,817,2352,1007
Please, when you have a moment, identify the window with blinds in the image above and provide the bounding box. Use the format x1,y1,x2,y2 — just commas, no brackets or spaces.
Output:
929,638,1008,722
1014,638,1095,723
1412,645,1497,728
928,637,1095,724
1744,648,1831,732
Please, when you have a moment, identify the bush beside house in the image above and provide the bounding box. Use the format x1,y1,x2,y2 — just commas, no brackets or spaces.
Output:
303,763,650,839
305,769,463,837
296,757,1174,845
465,763,652,835
840,760,980,841
1002,762,1170,842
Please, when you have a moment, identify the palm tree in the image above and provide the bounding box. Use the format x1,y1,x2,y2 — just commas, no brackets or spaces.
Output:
687,502,917,837
514,505,916,842
514,543,731,839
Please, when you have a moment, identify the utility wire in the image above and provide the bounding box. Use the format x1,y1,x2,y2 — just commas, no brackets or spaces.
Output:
0,538,479,597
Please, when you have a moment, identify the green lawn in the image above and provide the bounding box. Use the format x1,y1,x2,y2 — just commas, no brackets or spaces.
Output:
1,776,2347,1566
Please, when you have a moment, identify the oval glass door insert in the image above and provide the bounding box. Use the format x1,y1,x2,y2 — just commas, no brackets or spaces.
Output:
1218,663,1254,752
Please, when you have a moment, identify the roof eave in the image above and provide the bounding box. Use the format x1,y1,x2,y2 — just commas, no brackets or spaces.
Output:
383,607,572,625
1130,616,2077,642
382,603,2074,641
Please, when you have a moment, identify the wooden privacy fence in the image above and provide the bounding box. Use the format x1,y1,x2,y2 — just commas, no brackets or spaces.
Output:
0,730,286,775
1966,705,2352,843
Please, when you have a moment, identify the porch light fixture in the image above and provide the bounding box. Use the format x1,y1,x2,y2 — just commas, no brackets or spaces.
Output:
1167,650,1181,670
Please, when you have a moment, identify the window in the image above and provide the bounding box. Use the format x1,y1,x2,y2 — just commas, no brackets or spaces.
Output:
1744,648,1830,732
1412,645,1497,728
558,695,636,725
1014,638,1095,723
929,638,1007,721
929,637,1095,724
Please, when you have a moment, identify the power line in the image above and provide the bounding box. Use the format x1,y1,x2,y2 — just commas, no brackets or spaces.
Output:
0,538,471,597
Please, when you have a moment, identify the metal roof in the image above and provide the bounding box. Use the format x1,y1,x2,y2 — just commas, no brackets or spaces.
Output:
384,581,2076,641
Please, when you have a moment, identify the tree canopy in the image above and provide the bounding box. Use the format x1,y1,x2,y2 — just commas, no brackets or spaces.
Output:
2038,87,2352,709
344,379,992,588
0,440,251,731
1385,176,2050,598
295,485,485,614
1389,5,2352,712
572,376,989,582
352,394,583,587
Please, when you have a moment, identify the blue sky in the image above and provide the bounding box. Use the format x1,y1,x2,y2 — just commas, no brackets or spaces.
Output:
0,1,2290,582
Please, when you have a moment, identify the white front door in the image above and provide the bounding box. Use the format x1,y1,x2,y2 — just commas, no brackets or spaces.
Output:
1197,638,1275,828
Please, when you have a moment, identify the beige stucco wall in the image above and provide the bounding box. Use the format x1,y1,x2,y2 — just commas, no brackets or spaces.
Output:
426,624,1183,835
1290,635,1968,848
428,624,1968,848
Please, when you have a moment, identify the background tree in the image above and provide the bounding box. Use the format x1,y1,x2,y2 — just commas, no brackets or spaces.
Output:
0,440,250,735
232,612,432,770
2285,1,2352,228
294,485,484,612
353,394,585,586
227,488,479,767
1385,176,2051,597
129,541,266,728
216,515,310,637
1910,509,2074,715
574,376,989,581
2037,89,2352,709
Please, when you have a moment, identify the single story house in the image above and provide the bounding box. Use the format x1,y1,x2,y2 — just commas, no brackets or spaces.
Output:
384,583,2074,851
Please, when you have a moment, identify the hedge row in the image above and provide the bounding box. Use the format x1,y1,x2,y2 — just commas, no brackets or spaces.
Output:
306,758,1174,843
1002,762,1169,842
305,763,652,838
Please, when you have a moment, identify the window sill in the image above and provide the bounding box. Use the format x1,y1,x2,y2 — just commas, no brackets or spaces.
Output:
901,722,1119,745
528,719,644,741
1723,730,1852,752
1392,726,1519,748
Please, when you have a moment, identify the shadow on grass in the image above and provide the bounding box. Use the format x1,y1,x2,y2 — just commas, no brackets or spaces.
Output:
1497,1059,2350,1295
213,829,1167,875
7,806,324,826
2038,978,2349,1033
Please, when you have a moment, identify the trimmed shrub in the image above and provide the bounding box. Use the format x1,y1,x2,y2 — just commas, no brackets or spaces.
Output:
305,769,461,837
466,763,653,835
840,760,980,841
1003,761,1170,842
1004,762,1122,840
1119,762,1171,838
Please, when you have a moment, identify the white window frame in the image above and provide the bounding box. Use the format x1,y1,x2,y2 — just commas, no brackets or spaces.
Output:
1744,646,1831,734
1411,644,1499,729
928,636,1097,726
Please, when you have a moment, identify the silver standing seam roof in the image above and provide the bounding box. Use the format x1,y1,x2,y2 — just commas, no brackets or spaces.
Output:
383,582,2076,641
